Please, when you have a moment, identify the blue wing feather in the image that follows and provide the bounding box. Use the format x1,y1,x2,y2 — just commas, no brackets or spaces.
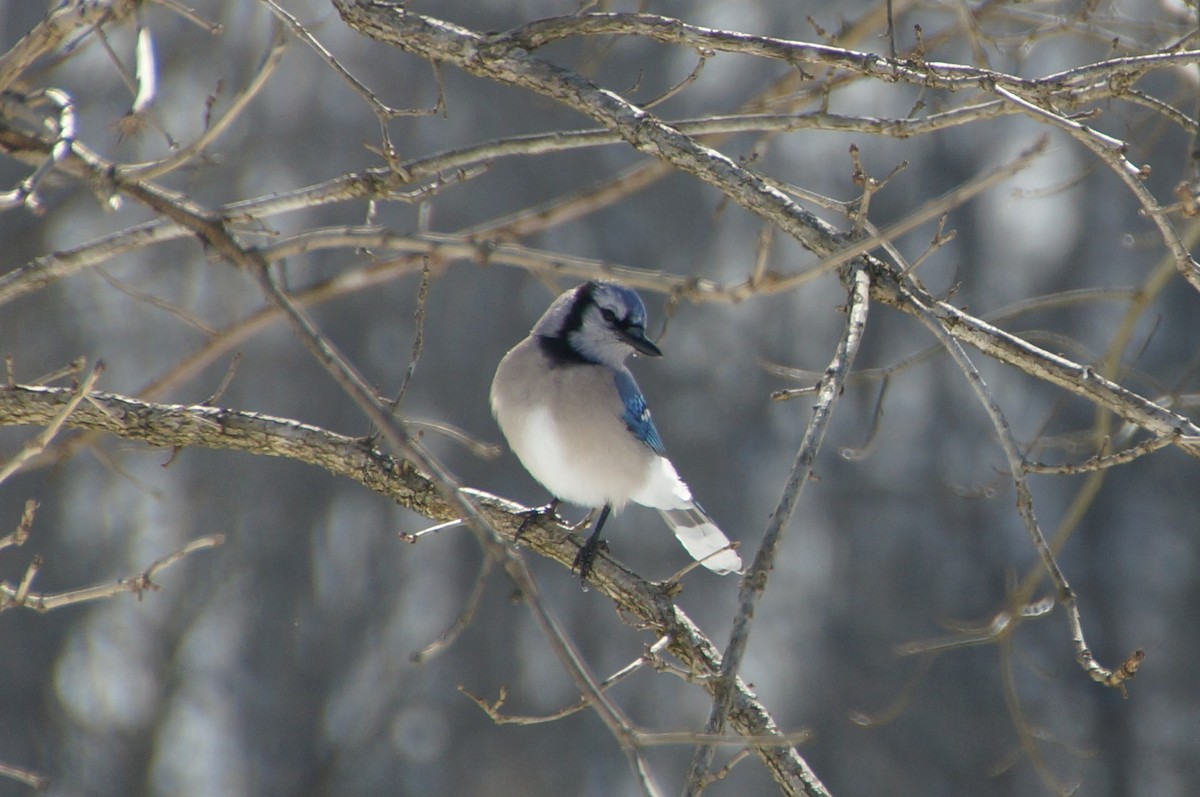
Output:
614,370,666,455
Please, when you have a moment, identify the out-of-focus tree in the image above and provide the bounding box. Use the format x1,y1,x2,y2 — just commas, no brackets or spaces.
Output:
2,1,1199,795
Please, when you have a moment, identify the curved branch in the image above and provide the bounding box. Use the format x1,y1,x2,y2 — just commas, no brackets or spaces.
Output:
872,273,1200,453
0,382,819,794
499,12,1200,92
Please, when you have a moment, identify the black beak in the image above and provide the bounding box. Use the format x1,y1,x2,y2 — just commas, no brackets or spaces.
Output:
621,326,662,357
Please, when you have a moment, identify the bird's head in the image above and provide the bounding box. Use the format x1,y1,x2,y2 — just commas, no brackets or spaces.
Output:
535,281,662,366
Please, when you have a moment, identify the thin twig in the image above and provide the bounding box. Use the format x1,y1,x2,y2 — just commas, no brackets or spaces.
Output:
0,760,50,790
0,500,38,552
895,596,1055,656
461,636,669,725
1024,431,1182,474
260,0,444,121
117,16,287,180
684,266,869,796
393,261,432,413
642,49,709,110
147,0,223,34
994,83,1200,294
998,636,1077,795
0,534,225,612
765,134,1048,293
904,280,1142,691
94,267,218,335
0,361,101,485
770,288,1135,402
0,0,138,93
0,88,76,212
411,554,494,663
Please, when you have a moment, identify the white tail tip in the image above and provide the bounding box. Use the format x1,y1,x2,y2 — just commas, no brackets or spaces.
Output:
660,507,743,575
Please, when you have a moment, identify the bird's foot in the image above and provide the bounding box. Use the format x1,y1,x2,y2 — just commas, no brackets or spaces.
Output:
514,498,562,544
572,504,613,587
571,537,609,583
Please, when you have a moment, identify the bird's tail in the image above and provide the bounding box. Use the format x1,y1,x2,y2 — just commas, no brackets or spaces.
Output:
658,505,742,575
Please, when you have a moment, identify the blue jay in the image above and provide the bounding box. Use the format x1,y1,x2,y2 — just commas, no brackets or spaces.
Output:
490,280,742,580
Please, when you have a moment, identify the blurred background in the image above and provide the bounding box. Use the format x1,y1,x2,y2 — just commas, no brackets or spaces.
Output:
2,0,1199,795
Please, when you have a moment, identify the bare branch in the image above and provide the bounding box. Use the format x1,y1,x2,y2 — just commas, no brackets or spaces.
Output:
0,0,138,93
0,361,102,485
0,379,827,793
904,279,1143,690
0,534,224,612
0,499,38,553
392,261,432,413
686,266,869,796
1024,431,1183,474
873,276,1200,455
497,11,1200,92
993,83,1200,294
762,134,1049,293
260,0,443,123
116,16,286,180
147,0,223,34
410,554,494,664
94,267,219,336
642,49,709,110
0,88,76,212
0,760,50,790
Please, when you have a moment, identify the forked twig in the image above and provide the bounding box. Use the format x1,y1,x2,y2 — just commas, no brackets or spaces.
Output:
685,265,869,796
1,534,225,612
261,0,445,122
0,361,101,485
904,281,1143,692
117,16,286,180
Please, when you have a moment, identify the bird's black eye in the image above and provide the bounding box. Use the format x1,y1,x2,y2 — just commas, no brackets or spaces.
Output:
600,307,619,325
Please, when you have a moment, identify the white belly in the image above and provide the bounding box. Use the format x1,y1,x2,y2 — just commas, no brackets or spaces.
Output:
490,342,692,511
505,404,642,508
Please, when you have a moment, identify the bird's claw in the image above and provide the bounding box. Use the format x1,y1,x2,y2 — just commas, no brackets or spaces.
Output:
572,537,608,582
514,498,563,544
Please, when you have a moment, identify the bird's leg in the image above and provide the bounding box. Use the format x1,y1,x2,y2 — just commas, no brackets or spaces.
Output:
572,504,612,581
514,497,562,544
572,507,599,532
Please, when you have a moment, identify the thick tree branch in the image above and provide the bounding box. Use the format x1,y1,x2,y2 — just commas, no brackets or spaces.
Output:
497,12,1200,94
872,273,1200,453
0,382,818,794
